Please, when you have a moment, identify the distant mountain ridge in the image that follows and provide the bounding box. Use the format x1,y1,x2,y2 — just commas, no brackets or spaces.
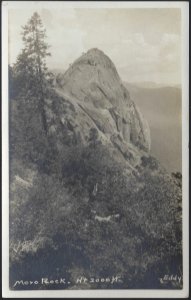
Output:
126,81,181,89
124,82,182,172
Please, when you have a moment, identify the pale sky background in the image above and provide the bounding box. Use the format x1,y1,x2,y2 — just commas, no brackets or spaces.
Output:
8,7,181,85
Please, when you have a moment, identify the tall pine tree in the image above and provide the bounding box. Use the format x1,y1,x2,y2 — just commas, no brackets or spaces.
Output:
15,12,51,134
10,12,55,167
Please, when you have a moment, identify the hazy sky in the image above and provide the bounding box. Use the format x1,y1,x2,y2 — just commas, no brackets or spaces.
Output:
8,6,181,85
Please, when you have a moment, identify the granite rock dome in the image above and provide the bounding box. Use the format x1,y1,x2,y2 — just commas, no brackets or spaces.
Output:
46,48,151,168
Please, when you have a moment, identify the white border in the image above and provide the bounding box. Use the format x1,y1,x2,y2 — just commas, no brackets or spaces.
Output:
2,1,189,298
1,0,190,9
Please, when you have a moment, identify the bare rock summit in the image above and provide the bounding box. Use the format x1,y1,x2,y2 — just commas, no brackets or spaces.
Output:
46,48,151,167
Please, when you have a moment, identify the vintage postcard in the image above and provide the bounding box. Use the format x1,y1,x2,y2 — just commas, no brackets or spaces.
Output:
2,1,189,298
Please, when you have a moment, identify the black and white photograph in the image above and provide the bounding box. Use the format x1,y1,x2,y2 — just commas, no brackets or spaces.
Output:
2,1,189,298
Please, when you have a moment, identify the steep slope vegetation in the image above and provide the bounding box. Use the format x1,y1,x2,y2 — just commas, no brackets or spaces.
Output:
9,49,182,290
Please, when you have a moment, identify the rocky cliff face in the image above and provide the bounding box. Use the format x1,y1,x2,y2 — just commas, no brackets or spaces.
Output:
46,48,150,168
